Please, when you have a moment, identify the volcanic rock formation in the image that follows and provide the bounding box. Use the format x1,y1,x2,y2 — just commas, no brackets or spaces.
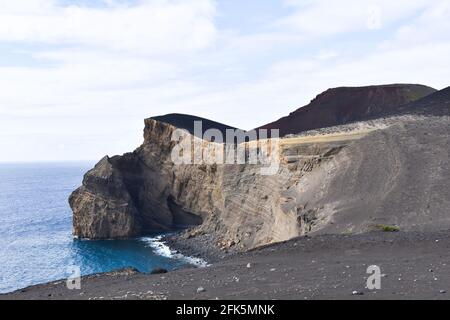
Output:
70,84,450,251
258,84,436,136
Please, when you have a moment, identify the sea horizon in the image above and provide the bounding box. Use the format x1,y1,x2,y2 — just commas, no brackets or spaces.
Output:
0,162,202,294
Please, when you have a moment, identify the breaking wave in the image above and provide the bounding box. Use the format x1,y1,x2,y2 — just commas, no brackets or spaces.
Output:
140,235,209,268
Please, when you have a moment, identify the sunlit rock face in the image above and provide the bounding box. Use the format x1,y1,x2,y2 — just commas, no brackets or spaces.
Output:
70,85,450,251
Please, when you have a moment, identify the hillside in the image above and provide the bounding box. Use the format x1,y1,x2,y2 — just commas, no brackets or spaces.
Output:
258,84,436,136
69,85,449,254
8,84,450,300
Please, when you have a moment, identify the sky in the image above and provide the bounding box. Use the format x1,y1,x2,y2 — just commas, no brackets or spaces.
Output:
0,0,449,162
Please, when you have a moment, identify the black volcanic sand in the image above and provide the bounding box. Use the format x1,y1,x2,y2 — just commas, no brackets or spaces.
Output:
164,232,239,263
3,230,450,300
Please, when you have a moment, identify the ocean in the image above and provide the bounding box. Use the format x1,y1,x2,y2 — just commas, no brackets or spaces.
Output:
0,163,204,294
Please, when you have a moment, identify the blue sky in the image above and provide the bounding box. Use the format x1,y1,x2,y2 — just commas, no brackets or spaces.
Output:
0,0,449,162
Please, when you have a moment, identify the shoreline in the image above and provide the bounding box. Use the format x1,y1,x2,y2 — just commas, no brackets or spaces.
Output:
0,230,213,296
3,229,450,300
141,234,210,268
163,231,235,264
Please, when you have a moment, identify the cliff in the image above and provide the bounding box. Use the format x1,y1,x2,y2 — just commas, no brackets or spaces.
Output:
70,117,353,247
70,85,450,251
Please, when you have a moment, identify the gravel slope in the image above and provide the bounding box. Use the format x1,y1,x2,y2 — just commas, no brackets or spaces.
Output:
306,115,450,235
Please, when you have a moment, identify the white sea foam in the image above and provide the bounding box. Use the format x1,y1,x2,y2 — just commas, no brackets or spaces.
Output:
140,235,209,268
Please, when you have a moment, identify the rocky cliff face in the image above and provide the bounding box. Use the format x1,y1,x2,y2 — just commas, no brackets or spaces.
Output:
70,115,358,248
70,85,450,251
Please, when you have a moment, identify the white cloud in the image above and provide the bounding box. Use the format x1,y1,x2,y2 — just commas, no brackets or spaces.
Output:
0,0,216,54
386,0,450,48
0,0,448,162
279,0,430,36
0,0,55,14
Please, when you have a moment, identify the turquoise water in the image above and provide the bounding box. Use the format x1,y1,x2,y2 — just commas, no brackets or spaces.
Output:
0,163,201,294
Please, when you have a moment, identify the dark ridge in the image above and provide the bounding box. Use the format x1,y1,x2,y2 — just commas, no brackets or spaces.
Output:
151,113,241,138
398,86,450,115
257,84,436,137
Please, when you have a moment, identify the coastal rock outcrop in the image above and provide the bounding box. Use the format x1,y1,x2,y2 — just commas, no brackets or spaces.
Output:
70,85,450,251
70,115,354,247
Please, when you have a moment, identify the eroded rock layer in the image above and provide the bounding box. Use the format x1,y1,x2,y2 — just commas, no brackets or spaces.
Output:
70,115,359,247
70,85,450,251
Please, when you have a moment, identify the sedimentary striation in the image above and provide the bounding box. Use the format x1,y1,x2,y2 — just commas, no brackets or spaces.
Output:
70,84,450,251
